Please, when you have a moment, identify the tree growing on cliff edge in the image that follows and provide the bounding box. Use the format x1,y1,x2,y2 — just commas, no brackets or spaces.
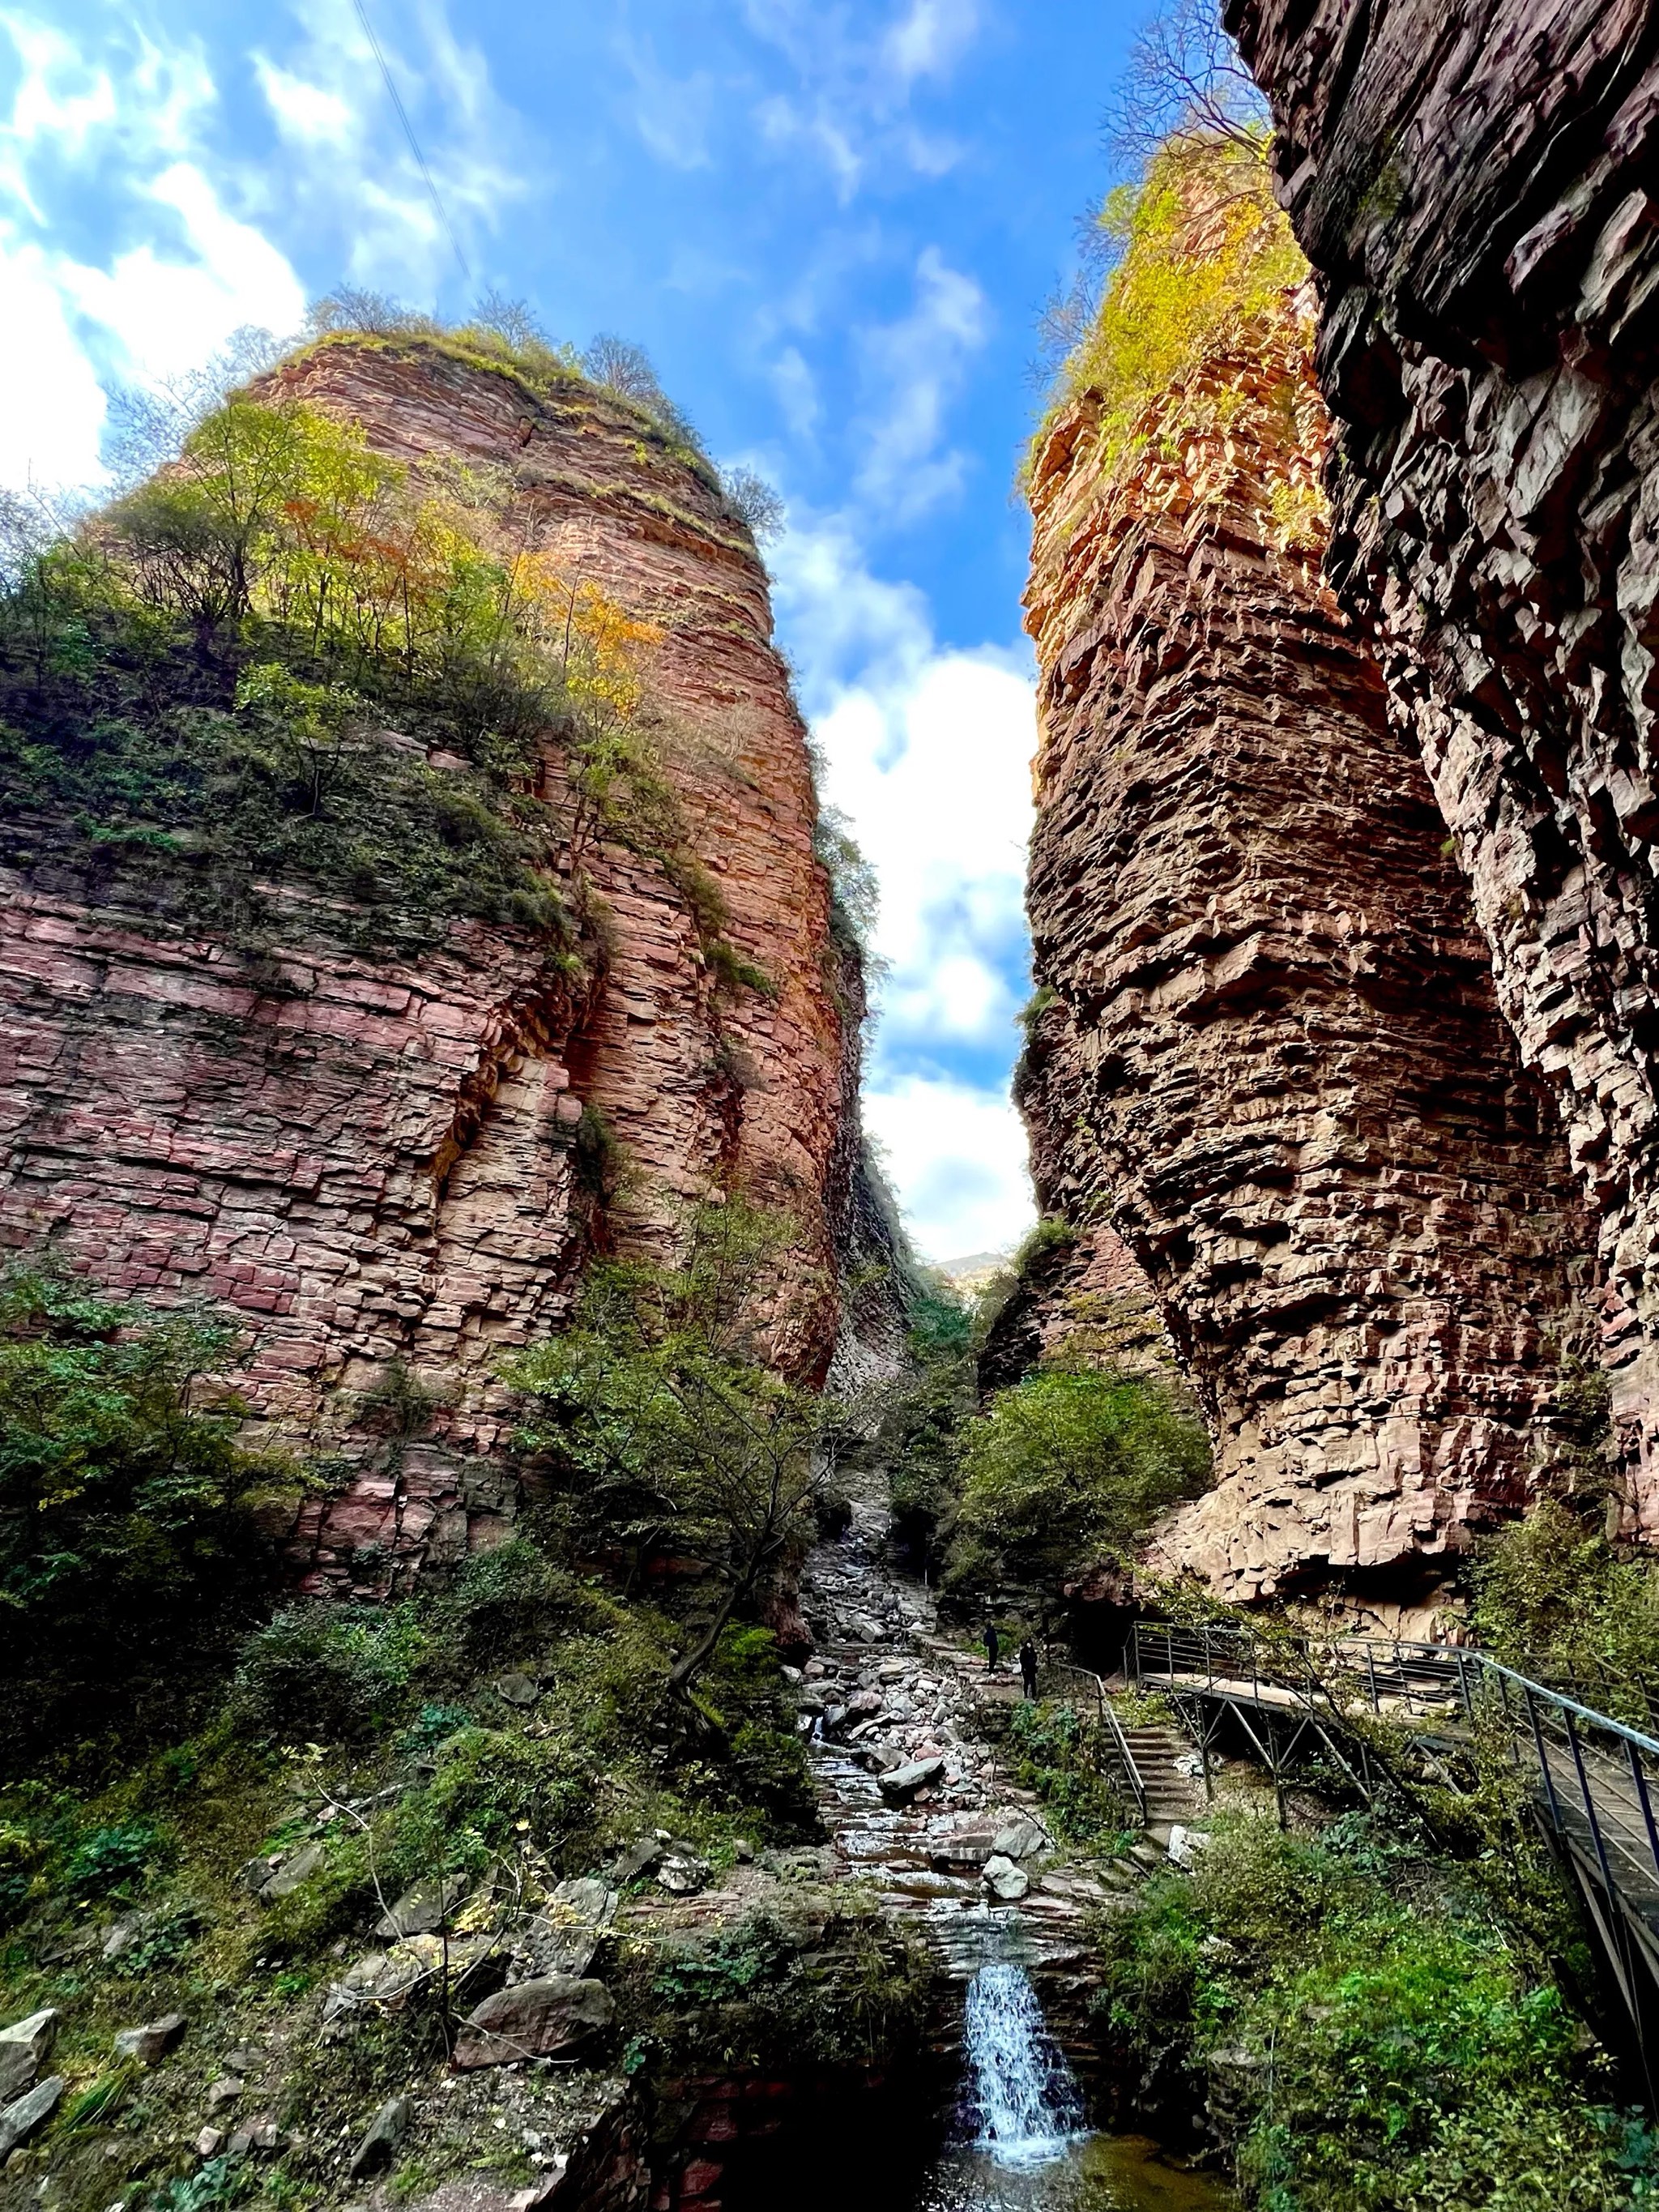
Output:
0,1262,301,1771
502,1198,829,1694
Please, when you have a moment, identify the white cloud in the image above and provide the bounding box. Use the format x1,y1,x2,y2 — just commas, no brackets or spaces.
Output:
864,1074,1032,1262
741,0,976,198
58,163,305,387
616,32,716,169
883,0,979,89
854,245,987,520
252,58,354,146
772,512,1037,1257
0,13,309,491
0,241,109,486
0,0,528,497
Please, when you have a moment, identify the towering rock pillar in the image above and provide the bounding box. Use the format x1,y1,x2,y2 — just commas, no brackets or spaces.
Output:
1023,190,1594,1600
1226,0,1659,1522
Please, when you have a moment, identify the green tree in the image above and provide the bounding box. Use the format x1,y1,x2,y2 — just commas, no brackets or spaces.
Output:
503,1199,827,1693
953,1365,1209,1588
0,1262,298,1766
1471,1496,1659,1724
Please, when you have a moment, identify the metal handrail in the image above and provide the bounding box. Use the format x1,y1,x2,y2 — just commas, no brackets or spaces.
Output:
1131,1620,1659,1921
1039,1655,1149,1829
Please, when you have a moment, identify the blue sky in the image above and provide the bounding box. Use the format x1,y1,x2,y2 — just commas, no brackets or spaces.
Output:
0,0,1144,1261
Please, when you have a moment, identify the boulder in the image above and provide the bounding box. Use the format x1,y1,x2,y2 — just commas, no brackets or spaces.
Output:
655,1854,709,1896
550,1877,616,1927
878,1757,945,1805
612,1839,662,1885
452,1977,616,2069
375,1873,471,1939
324,1935,498,2022
991,1816,1049,1862
260,1843,325,1901
349,2092,414,2177
196,2128,225,2159
981,1855,1030,1902
206,2077,245,2110
495,1673,539,1708
113,2013,187,2065
1166,1825,1211,1870
0,2011,58,2103
0,2075,63,2159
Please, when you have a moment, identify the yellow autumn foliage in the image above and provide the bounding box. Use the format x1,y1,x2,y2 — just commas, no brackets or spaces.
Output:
1039,132,1310,490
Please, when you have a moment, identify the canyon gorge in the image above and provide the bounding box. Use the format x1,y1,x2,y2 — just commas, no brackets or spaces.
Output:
9,11,1659,2211
1011,2,1659,1612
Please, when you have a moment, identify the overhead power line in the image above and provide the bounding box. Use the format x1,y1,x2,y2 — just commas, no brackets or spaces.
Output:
350,0,472,286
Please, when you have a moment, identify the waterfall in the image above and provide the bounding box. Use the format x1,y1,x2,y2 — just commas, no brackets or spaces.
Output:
959,1962,1084,2169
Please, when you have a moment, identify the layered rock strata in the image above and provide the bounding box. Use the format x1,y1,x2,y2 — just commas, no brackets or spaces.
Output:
1227,0,1659,1522
0,337,854,1589
976,1225,1170,1399
1023,284,1596,1598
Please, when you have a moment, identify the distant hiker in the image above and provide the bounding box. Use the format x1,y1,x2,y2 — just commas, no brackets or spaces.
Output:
1019,1638,1039,1700
985,1622,1000,1673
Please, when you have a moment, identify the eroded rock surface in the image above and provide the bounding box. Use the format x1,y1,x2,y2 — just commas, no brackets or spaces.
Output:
1021,275,1596,1597
0,337,858,1589
1227,0,1659,1519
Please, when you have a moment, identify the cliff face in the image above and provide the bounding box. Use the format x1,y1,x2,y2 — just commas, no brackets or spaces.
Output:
1226,0,1659,1525
1022,244,1597,1599
0,337,855,1591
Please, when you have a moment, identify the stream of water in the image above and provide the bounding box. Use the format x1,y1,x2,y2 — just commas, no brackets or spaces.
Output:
792,1475,1234,2212
918,1952,1232,2212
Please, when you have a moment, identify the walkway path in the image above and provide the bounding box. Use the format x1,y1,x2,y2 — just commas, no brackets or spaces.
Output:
797,1473,1121,1972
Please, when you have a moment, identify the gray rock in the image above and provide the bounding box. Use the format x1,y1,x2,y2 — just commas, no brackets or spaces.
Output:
0,2012,58,2103
495,1673,539,1708
101,1914,144,1962
195,2127,225,2159
349,2094,414,2178
0,2076,63,2159
260,1843,325,1901
206,2077,245,2110
981,1855,1030,1902
374,1874,470,1939
1166,1824,1210,1870
655,1854,709,1896
991,1816,1049,1862
113,2013,187,2065
452,1977,616,2069
877,1757,945,1804
549,1877,616,1927
612,1839,662,1885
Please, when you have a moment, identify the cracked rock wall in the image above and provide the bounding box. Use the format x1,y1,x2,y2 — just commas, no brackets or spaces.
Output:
1227,0,1659,1526
0,338,855,1591
1022,275,1597,1599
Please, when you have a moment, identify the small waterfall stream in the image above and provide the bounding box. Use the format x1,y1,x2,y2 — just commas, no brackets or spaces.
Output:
959,1962,1083,2167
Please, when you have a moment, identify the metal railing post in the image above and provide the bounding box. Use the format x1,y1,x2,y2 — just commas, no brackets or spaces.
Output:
1525,1686,1566,1836
1564,1710,1618,1898
1625,1736,1659,1885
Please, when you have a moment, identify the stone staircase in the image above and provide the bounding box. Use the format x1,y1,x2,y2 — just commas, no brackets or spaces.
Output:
1119,1721,1205,1834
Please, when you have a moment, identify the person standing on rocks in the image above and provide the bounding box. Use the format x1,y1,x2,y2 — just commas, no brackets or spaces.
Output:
985,1621,1000,1673
1019,1638,1038,1700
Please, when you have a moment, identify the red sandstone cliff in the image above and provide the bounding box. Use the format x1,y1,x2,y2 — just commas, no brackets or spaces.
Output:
1021,202,1597,1601
1226,0,1659,1530
0,336,856,1591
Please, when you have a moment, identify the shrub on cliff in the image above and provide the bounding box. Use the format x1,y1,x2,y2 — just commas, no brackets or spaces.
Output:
1470,1495,1659,1726
0,1262,300,1772
949,1364,1209,1591
504,1198,830,1694
1093,1809,1657,2210
1034,130,1311,508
